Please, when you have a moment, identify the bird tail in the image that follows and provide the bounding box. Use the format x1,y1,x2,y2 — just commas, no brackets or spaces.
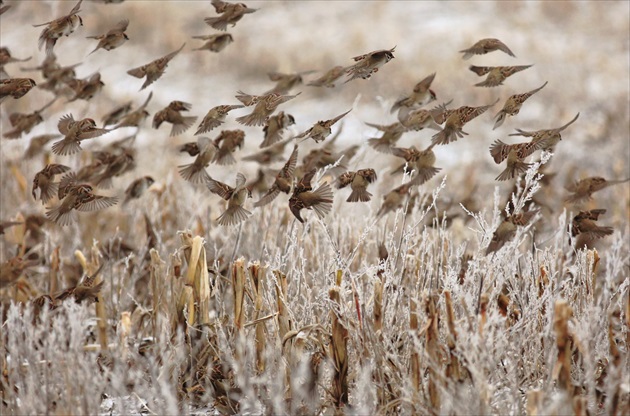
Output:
216,205,251,226
367,138,393,154
495,161,530,181
170,116,197,137
236,111,267,127
431,125,460,146
178,163,210,184
46,204,76,227
489,140,509,164
347,188,372,203
204,17,228,31
311,183,333,218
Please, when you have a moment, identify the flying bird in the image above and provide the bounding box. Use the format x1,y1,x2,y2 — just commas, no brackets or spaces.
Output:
152,100,197,137
33,0,83,55
345,47,395,83
205,0,257,31
390,72,437,114
254,145,298,207
235,91,300,127
0,78,36,103
178,136,219,183
469,64,533,87
295,109,351,143
87,19,129,54
565,177,630,204
493,82,547,129
52,114,110,155
195,104,244,134
460,38,516,60
127,43,185,90
307,65,346,88
336,168,378,202
192,33,233,53
288,169,333,223
32,164,72,204
432,99,499,146
509,113,580,150
206,172,252,226
260,111,295,148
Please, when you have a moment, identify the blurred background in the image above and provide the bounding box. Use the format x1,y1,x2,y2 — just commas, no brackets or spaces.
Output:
1,0,628,251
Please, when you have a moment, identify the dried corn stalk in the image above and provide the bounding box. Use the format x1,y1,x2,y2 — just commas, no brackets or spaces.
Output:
329,286,348,407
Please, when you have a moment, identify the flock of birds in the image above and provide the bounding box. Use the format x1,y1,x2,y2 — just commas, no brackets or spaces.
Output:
1,0,628,260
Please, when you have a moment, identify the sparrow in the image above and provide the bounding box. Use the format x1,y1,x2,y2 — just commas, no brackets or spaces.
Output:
205,0,257,31
46,173,119,226
115,91,153,128
179,141,201,157
264,71,313,95
195,104,244,134
365,121,407,154
565,177,630,204
288,169,334,223
0,78,36,103
33,0,83,55
486,211,537,255
469,65,533,88
254,145,298,207
307,65,346,88
67,72,105,102
345,47,395,83
3,98,57,139
242,135,293,164
55,264,105,304
213,129,245,165
1,256,38,288
509,113,580,150
391,145,441,186
192,33,233,53
431,99,499,146
37,60,81,93
152,100,198,137
127,43,185,90
235,91,300,126
336,168,378,202
0,47,31,78
178,136,219,183
390,72,437,113
295,109,351,143
489,139,545,181
493,82,548,129
123,176,155,205
32,163,72,204
376,182,414,218
93,148,136,189
261,111,295,148
206,172,252,226
87,19,129,55
400,108,442,132
428,99,456,125
52,114,110,155
24,134,62,158
571,209,614,243
460,38,516,60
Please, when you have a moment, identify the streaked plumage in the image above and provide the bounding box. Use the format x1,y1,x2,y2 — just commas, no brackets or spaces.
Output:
127,43,185,90
391,72,437,113
0,78,36,102
254,145,298,207
432,99,499,146
152,100,197,137
235,91,300,127
33,0,83,55
391,145,441,186
509,113,580,150
336,168,377,202
295,109,351,143
178,136,219,183
565,177,630,204
205,0,257,31
469,64,532,87
52,114,110,155
288,169,333,223
494,82,547,129
571,209,614,243
206,172,252,226
195,104,243,134
345,47,395,83
213,129,245,165
32,164,71,204
87,19,129,54
261,111,295,148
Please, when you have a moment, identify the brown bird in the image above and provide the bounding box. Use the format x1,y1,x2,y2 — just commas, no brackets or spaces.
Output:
377,182,414,218
460,38,516,60
213,129,245,165
52,114,110,155
4,98,57,139
33,0,83,55
264,71,313,95
235,91,300,126
67,72,105,102
486,211,537,255
254,145,298,207
195,104,244,134
242,135,294,164
192,33,234,53
115,91,153,129
365,121,407,154
206,172,252,226
36,60,81,94
493,82,547,129
571,209,614,244
400,108,443,132
25,134,62,158
179,141,201,157
87,19,129,55
0,78,36,103
469,65,533,88
431,99,499,146
54,263,105,304
101,102,133,128
288,169,334,223
261,111,295,148
127,43,185,90
32,163,72,204
152,100,198,137
1,256,38,288
46,173,118,226
336,168,378,202
178,136,219,183
205,0,257,31
565,177,630,204
295,109,351,143
489,139,546,181
391,145,441,186
509,113,580,150
307,65,346,88
390,72,437,114
123,175,155,205
345,46,395,83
